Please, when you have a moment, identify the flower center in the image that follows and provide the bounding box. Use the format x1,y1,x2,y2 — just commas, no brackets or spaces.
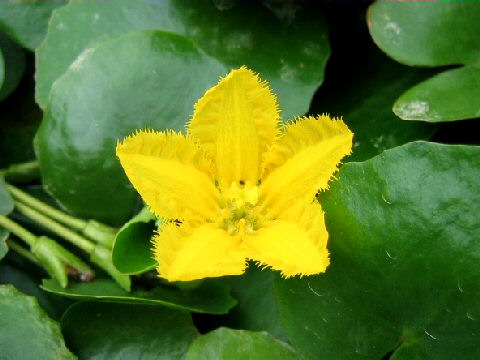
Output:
218,182,261,236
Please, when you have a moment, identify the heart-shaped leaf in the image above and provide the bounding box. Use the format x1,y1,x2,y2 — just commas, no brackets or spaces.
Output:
42,278,237,314
36,0,330,120
0,285,75,359
35,30,227,225
61,301,198,359
276,141,480,359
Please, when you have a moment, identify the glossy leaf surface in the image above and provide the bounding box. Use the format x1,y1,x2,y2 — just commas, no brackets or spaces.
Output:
186,328,297,360
394,66,480,122
42,278,236,314
36,0,330,119
0,32,25,101
62,301,198,359
0,285,74,360
35,30,226,224
276,142,480,359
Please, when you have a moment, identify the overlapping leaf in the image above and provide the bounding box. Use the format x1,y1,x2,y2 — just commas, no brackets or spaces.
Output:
368,2,480,122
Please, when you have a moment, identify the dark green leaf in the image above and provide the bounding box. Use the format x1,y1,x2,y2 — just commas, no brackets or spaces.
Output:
394,66,480,122
0,0,64,50
276,141,480,359
0,32,25,101
0,285,75,359
0,177,14,215
42,277,236,314
62,301,198,359
35,30,226,225
368,2,480,123
112,207,157,274
186,328,297,360
36,0,330,119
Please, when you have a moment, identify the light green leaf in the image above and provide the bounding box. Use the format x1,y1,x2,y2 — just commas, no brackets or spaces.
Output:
393,66,480,122
0,177,14,215
0,285,75,360
186,328,297,360
62,301,198,359
0,0,64,50
34,30,226,225
276,141,480,359
42,278,237,314
112,206,157,275
36,0,330,119
0,228,8,260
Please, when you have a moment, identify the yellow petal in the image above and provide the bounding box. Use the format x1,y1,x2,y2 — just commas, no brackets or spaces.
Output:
116,130,220,221
153,222,246,282
259,115,353,218
188,67,280,189
244,201,329,277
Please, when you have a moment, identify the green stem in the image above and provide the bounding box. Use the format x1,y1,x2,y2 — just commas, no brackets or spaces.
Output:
14,201,95,253
0,215,37,247
7,238,39,265
7,184,87,231
0,161,40,183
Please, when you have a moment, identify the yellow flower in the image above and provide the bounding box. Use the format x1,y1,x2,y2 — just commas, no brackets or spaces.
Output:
116,67,353,282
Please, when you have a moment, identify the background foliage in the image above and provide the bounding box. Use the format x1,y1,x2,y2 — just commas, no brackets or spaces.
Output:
1,1,479,359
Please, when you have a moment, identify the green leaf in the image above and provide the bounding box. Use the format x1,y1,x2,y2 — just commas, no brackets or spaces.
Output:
276,141,480,359
393,66,480,122
186,328,297,360
36,0,330,119
368,2,480,122
0,285,75,360
0,177,14,215
61,301,198,359
368,2,480,66
0,32,25,101
42,278,237,314
112,206,157,275
34,30,227,225
0,227,8,260
0,0,64,50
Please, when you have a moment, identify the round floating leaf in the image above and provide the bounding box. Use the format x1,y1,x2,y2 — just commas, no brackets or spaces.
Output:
62,301,198,359
276,142,480,359
35,30,226,225
0,32,25,101
368,2,480,66
36,0,330,119
394,66,480,122
112,207,157,274
0,285,75,360
42,278,236,314
0,0,64,50
186,328,297,360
